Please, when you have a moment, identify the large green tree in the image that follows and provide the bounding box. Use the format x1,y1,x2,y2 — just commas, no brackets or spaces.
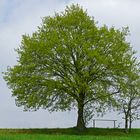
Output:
4,5,137,130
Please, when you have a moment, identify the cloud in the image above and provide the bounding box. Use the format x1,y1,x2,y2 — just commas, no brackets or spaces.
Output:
0,0,68,67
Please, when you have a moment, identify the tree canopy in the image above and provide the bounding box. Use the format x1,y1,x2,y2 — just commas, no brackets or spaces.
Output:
4,4,139,130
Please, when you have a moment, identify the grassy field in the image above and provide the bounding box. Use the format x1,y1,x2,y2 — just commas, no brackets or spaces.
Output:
0,128,139,140
0,134,139,140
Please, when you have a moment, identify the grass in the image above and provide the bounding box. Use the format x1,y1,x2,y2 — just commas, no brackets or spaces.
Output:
0,134,139,140
0,128,139,140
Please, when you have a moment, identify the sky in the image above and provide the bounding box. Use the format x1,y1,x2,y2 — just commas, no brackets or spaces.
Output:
0,0,140,128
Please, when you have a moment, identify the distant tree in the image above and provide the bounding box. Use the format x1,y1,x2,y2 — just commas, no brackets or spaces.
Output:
3,4,138,131
116,71,140,133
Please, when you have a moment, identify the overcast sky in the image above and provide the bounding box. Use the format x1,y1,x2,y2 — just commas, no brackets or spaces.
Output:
0,0,140,128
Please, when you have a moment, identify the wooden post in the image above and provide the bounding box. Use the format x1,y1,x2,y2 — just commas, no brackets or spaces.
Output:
93,120,95,128
113,120,116,128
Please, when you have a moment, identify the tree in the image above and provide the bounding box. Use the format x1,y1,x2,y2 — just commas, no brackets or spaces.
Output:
4,4,137,130
116,70,140,133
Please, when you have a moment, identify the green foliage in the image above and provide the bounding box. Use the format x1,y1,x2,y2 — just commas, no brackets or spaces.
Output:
3,4,139,128
115,68,140,132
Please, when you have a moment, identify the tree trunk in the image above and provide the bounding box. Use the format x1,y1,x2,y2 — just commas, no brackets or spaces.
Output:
76,103,85,131
125,114,128,133
129,118,132,132
129,110,132,132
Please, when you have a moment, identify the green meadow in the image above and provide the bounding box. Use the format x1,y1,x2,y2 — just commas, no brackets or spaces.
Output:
0,134,139,140
0,128,139,140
